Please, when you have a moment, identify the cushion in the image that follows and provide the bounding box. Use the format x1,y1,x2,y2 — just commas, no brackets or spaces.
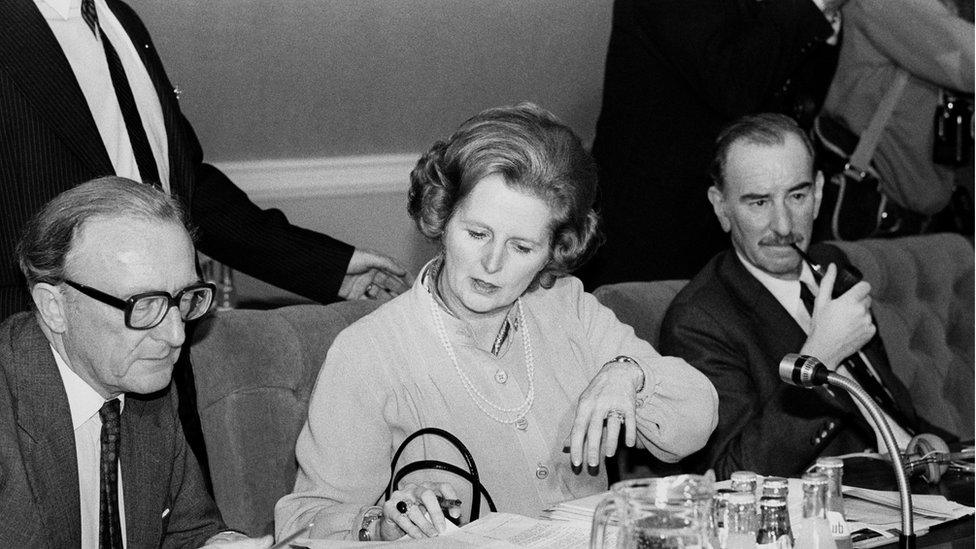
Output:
191,301,380,535
833,234,974,439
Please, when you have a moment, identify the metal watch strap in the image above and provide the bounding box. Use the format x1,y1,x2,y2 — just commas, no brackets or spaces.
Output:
609,355,644,393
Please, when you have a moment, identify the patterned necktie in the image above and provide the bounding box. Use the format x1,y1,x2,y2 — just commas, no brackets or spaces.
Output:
99,399,124,549
799,283,915,435
80,0,162,188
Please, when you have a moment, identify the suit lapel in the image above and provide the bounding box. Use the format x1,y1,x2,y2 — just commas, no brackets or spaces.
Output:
719,251,809,356
121,394,166,545
0,0,114,175
807,245,921,431
717,252,864,420
10,316,82,547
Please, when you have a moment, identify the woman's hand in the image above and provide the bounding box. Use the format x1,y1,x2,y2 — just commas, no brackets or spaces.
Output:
379,481,461,540
569,360,643,468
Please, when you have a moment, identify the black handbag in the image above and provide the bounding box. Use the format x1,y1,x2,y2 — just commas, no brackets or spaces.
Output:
813,71,920,241
383,427,497,523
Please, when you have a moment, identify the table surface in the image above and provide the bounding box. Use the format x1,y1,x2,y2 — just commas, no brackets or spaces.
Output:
843,457,974,548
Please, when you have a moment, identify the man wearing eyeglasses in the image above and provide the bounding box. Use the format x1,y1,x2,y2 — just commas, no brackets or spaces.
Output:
0,177,270,548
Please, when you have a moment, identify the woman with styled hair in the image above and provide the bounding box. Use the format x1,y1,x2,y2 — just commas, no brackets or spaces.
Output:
275,103,718,541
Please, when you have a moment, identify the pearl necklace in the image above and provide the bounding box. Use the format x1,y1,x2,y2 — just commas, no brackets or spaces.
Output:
428,291,535,429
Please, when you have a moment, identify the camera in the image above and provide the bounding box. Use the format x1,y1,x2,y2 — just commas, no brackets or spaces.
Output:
932,90,974,166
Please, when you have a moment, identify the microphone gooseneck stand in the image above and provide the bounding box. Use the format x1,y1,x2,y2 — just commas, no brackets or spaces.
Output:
780,354,915,549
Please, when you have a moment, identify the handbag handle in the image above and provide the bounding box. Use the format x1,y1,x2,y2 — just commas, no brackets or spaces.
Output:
383,427,497,521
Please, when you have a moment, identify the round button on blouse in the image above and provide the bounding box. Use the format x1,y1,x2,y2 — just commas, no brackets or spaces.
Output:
535,465,550,480
494,370,508,384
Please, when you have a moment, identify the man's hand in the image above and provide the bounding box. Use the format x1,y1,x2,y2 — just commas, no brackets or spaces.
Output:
801,263,875,369
338,249,413,301
199,532,272,548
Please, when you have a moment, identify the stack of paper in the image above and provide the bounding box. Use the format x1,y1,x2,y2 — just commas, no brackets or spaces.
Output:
293,513,593,548
540,491,608,524
842,486,973,522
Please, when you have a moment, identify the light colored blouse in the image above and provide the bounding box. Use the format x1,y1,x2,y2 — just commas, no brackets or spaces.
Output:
275,269,718,540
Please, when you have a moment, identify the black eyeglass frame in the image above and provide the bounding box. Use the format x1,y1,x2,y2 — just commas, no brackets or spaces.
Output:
63,279,216,330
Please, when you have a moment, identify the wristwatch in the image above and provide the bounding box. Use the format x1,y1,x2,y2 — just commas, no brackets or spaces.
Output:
358,507,384,541
609,355,645,393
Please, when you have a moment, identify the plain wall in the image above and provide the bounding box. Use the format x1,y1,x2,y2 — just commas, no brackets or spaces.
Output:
128,0,611,161
127,1,613,302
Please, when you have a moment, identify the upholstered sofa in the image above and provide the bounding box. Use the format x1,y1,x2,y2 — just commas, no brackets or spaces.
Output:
595,233,975,478
191,233,973,535
191,300,380,535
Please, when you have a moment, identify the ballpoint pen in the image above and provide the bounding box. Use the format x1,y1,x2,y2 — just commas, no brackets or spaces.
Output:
436,495,463,511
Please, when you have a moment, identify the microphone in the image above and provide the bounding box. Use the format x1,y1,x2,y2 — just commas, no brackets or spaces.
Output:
779,353,831,387
780,353,916,548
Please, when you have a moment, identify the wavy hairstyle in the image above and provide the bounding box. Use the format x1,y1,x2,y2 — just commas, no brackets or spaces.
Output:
407,103,602,289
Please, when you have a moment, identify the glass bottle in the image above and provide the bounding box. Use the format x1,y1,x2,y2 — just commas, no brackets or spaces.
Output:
757,498,794,549
731,471,759,494
758,476,793,548
816,457,853,549
761,476,789,501
713,489,733,549
794,474,837,549
726,492,758,549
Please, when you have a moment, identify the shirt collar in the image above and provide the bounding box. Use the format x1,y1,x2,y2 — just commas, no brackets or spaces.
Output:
735,249,818,314
52,345,124,430
34,0,80,20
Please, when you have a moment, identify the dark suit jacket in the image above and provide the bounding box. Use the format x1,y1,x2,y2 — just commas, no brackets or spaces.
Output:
580,0,839,287
0,312,225,548
659,244,924,479
0,0,354,318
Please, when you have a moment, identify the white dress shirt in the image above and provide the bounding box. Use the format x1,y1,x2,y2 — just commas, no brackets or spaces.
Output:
34,0,170,193
736,252,913,451
53,346,128,549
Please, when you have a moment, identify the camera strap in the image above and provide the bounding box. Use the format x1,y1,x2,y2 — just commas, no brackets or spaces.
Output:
845,70,910,180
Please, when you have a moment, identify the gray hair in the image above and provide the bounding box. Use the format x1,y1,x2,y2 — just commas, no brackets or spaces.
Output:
710,113,815,190
16,176,193,288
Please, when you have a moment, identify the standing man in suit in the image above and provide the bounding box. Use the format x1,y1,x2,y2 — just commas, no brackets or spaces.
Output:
0,0,411,476
0,177,271,548
579,0,844,288
659,114,945,479
0,0,409,320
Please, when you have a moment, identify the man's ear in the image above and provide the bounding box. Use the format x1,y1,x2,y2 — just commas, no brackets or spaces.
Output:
707,185,732,233
31,283,68,334
812,170,825,219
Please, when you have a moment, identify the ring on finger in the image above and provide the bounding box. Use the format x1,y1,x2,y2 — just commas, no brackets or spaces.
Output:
605,409,626,422
396,500,410,514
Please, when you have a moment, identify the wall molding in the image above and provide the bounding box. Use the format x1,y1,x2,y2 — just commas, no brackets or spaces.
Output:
213,153,420,201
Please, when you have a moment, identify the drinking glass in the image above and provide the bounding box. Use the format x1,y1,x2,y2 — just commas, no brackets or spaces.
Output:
590,475,715,549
